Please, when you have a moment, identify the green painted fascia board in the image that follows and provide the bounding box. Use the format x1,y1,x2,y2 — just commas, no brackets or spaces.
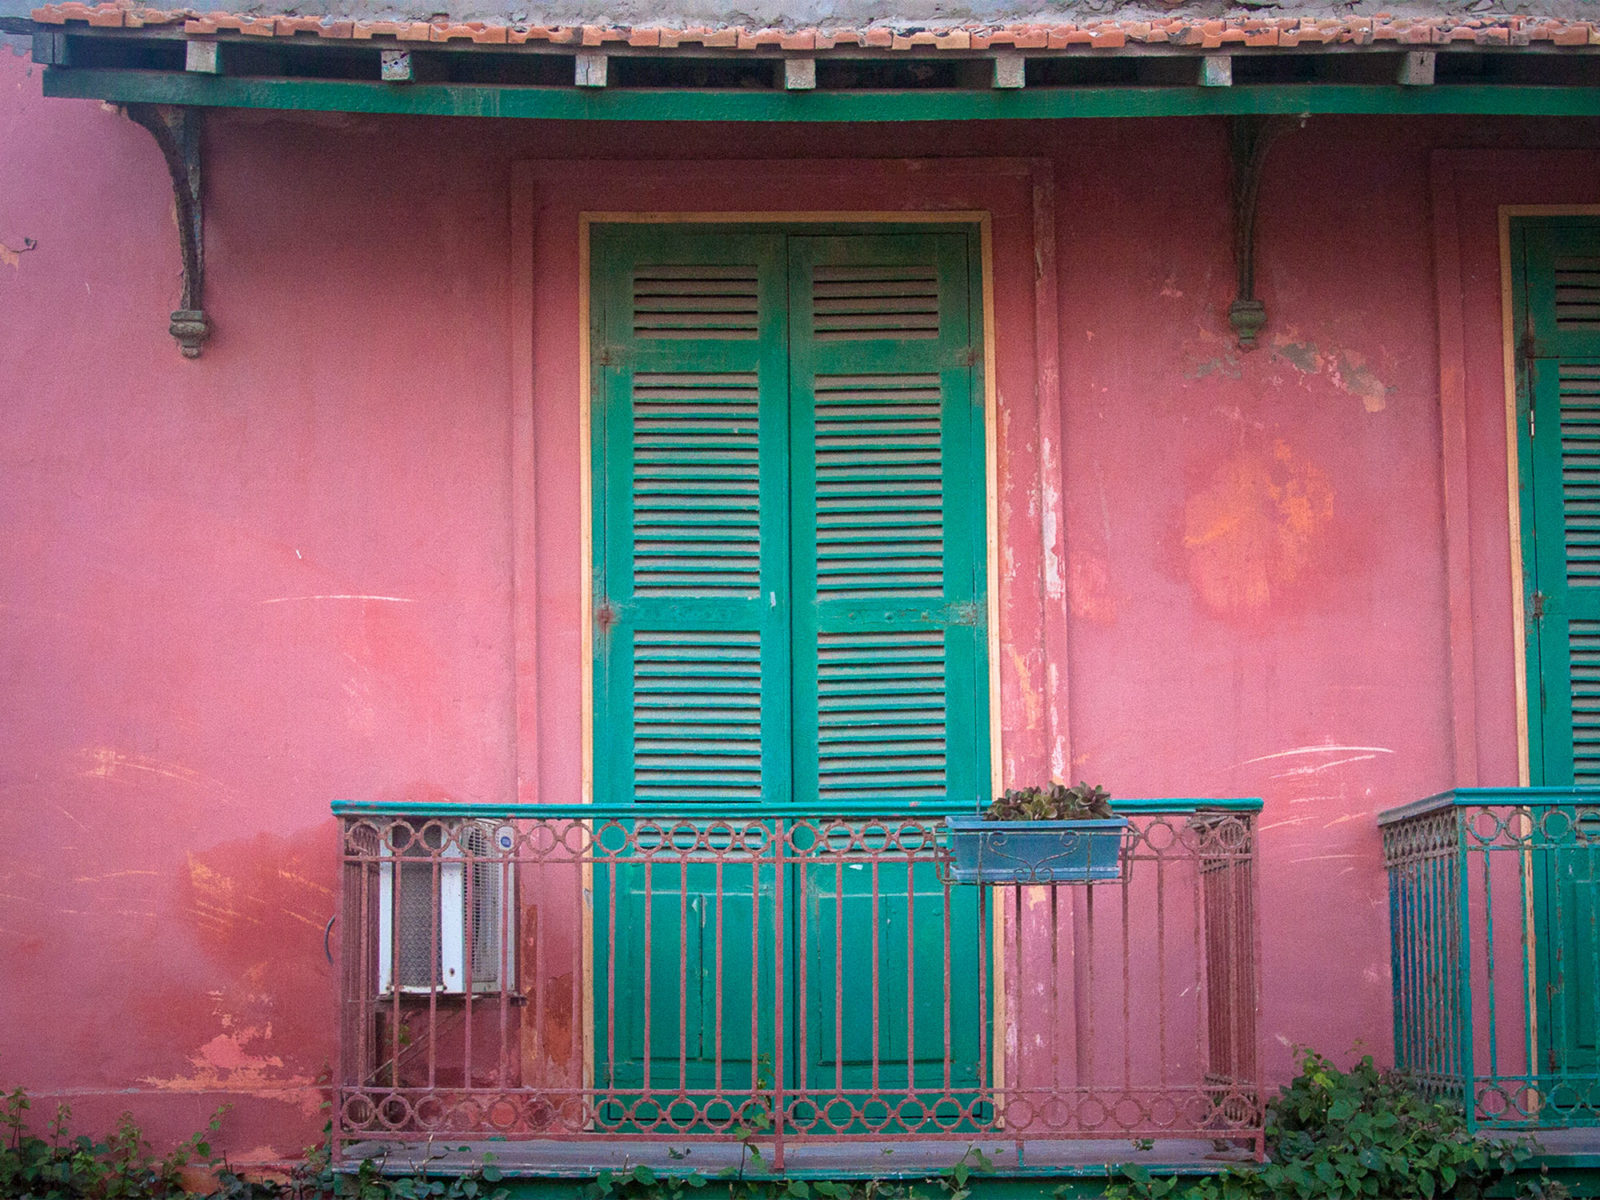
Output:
41,67,1600,120
329,797,1263,818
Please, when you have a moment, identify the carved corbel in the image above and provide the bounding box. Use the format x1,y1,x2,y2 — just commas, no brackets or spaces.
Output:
125,104,209,358
1226,114,1298,351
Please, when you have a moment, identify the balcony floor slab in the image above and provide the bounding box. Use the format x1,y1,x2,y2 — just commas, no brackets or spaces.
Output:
340,1137,1261,1179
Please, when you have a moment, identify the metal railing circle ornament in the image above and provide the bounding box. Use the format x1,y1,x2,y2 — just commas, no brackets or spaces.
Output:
1148,1095,1180,1128
1113,1097,1148,1128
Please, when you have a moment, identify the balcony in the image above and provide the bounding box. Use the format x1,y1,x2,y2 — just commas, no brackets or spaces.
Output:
1381,788,1600,1144
333,800,1263,1176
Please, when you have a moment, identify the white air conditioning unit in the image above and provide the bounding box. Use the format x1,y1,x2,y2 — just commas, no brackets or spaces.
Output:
377,819,515,995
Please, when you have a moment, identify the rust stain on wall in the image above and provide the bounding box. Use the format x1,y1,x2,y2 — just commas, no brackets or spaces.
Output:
1182,440,1333,615
541,973,574,1069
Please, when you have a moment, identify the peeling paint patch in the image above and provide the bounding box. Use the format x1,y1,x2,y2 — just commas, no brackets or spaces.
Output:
1182,440,1333,615
1330,350,1390,414
0,237,35,269
1185,354,1242,382
1181,325,1243,382
140,1026,306,1098
1006,644,1043,734
1273,338,1320,374
1268,332,1393,412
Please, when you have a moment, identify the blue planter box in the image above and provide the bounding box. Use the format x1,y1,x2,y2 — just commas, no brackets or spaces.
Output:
943,815,1130,884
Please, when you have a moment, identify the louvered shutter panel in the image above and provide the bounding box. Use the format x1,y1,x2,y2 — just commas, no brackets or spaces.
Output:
786,233,988,812
591,228,792,808
1520,224,1600,785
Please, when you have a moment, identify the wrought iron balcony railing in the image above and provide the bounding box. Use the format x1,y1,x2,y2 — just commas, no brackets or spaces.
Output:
333,799,1264,1171
1381,788,1600,1131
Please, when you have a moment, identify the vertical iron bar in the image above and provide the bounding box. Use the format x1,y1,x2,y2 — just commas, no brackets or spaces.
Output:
871,853,882,1098
389,828,403,1091
463,832,475,1095
643,836,654,1097
1121,866,1133,1093
750,824,760,1105
976,878,989,1124
942,857,954,1096
1083,882,1096,1093
607,826,619,1095
1516,809,1535,1097
714,855,726,1097
1010,885,1023,1154
1156,844,1168,1086
1049,886,1061,1107
834,855,845,1098
1483,823,1500,1091
334,822,350,1159
1457,809,1477,1131
1549,809,1568,1088
773,816,787,1172
906,837,917,1105
1189,820,1205,1091
1423,825,1439,1081
498,842,511,1097
796,823,809,1118
1245,811,1265,1159
679,847,690,1096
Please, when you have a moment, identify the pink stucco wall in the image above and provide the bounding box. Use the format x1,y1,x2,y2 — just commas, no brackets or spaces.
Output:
3,37,1596,1162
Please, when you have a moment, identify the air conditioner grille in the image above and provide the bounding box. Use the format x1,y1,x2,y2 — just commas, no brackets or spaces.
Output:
395,860,442,989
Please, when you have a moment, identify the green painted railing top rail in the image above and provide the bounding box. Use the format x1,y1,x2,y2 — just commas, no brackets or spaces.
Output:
330,796,1264,818
1378,787,1600,826
43,69,1600,120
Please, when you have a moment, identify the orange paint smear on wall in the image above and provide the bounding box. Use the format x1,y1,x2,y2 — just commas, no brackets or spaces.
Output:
1182,440,1334,615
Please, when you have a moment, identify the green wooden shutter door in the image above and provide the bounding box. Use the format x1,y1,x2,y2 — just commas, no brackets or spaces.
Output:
591,226,793,808
591,225,989,1120
1516,218,1600,1084
1522,222,1600,786
785,232,987,1120
786,232,987,813
590,227,788,1103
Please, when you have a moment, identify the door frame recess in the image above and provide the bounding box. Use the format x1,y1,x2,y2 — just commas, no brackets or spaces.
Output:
576,212,1003,1102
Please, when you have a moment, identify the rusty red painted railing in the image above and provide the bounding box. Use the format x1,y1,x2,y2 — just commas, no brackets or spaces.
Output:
331,800,1264,1169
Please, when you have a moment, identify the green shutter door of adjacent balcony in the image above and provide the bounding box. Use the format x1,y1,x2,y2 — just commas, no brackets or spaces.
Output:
590,224,989,1125
1514,217,1600,1088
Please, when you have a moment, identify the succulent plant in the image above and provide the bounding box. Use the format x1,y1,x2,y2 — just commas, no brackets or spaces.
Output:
986,781,1113,822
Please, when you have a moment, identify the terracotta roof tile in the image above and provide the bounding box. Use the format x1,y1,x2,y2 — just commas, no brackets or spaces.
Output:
24,2,1600,56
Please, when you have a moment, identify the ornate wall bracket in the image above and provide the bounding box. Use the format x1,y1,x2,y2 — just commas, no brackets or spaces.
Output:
125,103,209,358
1227,114,1298,350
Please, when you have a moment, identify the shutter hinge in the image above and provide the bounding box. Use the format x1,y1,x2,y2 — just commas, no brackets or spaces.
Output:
594,344,620,367
596,600,617,635
1531,590,1546,623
